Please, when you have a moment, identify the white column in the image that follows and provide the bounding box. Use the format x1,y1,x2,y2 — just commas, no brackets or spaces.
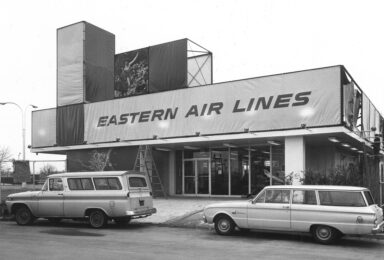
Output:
285,136,306,185
168,151,176,195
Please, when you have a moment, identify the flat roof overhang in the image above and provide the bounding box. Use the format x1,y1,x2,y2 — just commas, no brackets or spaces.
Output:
31,126,379,155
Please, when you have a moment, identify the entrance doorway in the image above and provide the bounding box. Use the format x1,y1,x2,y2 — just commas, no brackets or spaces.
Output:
183,159,210,195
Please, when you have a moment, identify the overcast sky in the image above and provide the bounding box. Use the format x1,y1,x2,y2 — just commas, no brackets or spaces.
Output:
0,0,383,163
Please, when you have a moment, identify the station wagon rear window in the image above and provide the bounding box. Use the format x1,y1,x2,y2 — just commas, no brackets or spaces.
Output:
319,191,366,207
128,177,147,187
68,178,94,190
93,177,122,190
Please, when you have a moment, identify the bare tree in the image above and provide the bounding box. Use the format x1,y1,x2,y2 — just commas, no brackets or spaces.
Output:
39,164,58,180
0,146,12,172
0,146,12,201
88,149,113,171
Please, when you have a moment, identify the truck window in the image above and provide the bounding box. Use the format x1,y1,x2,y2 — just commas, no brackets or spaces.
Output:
318,191,366,207
93,177,122,190
128,177,147,187
49,178,63,191
68,178,94,190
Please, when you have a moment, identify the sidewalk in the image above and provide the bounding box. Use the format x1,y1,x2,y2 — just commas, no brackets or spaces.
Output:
134,197,242,224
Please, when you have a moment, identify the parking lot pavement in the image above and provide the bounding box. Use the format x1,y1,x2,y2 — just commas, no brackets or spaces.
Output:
1,220,384,260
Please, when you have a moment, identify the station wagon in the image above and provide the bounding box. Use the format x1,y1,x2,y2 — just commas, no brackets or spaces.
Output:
203,185,384,244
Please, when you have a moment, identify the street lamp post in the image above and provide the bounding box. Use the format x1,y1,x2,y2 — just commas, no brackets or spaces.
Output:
0,102,38,160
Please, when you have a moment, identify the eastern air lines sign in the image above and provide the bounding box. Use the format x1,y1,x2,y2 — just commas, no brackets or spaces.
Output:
84,67,341,143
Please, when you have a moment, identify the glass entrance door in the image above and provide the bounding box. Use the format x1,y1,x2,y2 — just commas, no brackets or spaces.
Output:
183,159,210,195
197,160,209,194
184,160,195,194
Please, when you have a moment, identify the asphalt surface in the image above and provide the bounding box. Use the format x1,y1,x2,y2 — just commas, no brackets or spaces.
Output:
0,220,384,260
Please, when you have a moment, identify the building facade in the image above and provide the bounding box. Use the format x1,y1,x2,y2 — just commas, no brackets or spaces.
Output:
31,22,384,203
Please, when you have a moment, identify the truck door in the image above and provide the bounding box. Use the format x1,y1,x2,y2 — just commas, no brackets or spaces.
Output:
38,178,64,217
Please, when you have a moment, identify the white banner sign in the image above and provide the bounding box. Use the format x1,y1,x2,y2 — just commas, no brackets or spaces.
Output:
84,67,341,143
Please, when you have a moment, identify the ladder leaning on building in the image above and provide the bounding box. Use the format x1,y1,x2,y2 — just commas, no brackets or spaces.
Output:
133,145,167,198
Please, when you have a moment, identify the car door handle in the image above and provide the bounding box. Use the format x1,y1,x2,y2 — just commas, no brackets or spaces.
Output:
282,206,290,209
58,193,64,196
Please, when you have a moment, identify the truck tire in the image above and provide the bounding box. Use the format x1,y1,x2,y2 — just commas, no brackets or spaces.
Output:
15,206,35,226
89,210,108,228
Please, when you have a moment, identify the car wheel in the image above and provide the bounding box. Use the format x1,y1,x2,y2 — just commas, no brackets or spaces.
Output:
15,206,35,226
114,217,131,226
214,215,235,235
312,225,339,244
89,210,108,228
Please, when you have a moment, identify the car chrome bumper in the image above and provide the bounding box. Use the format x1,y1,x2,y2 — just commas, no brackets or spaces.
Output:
126,208,157,217
372,221,384,234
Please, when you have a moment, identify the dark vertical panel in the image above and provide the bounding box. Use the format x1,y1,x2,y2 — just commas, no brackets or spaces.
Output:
114,48,149,97
84,22,115,103
57,104,84,146
149,39,187,93
175,150,183,194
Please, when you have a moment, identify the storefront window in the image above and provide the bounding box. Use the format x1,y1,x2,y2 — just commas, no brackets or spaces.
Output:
230,148,249,195
211,149,229,195
249,145,285,195
177,143,285,196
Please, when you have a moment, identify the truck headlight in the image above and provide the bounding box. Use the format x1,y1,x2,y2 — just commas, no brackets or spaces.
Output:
5,197,13,201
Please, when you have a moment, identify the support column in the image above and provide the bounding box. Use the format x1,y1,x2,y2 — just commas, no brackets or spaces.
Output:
168,151,176,195
285,136,306,185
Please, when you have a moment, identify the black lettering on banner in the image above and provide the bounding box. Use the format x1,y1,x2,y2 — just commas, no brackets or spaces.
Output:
233,100,246,113
255,96,273,110
185,105,199,117
208,102,223,115
165,107,178,120
273,94,293,108
292,91,311,106
97,116,108,127
200,104,208,116
151,110,164,121
107,115,117,126
139,111,151,122
118,113,129,125
130,112,140,123
247,98,255,111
